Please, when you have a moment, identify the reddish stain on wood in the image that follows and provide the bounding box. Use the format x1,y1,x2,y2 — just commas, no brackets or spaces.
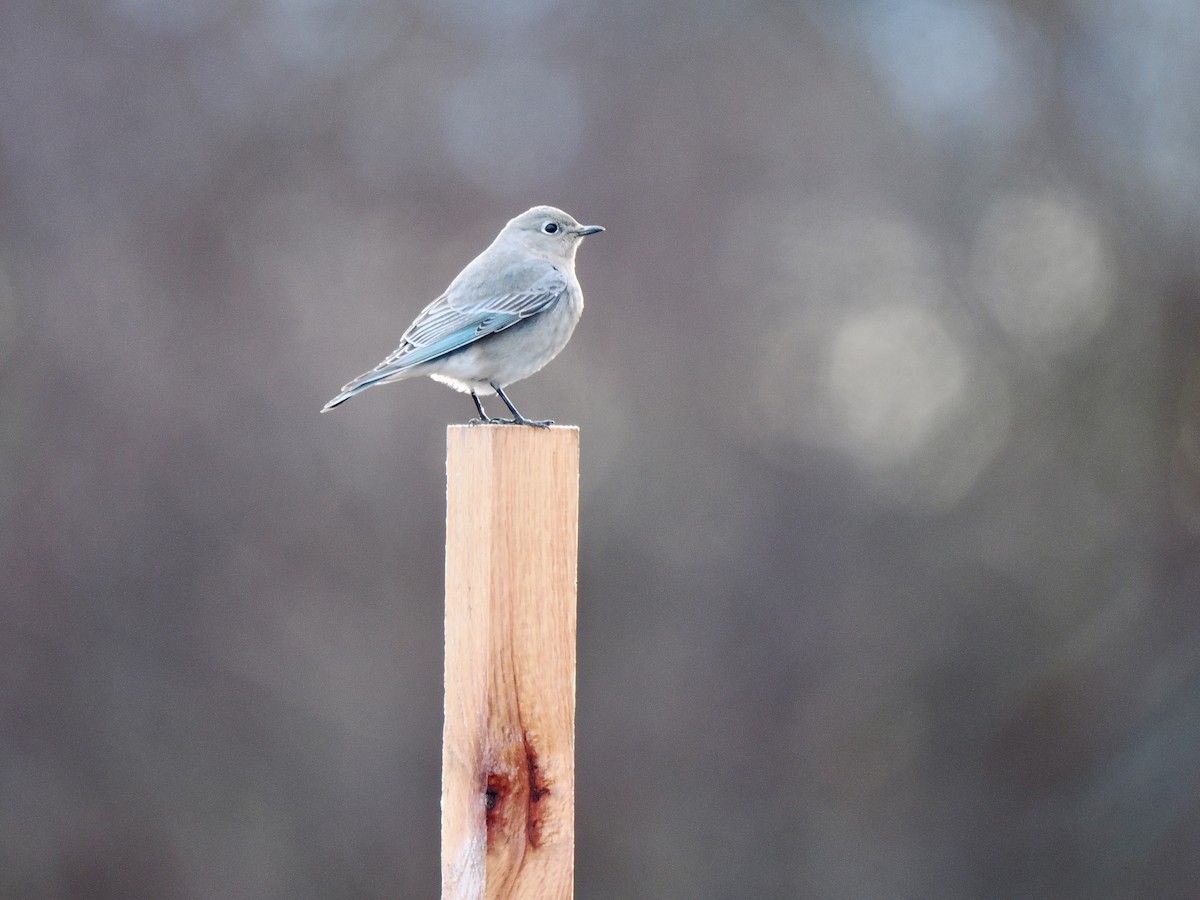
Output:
523,731,551,849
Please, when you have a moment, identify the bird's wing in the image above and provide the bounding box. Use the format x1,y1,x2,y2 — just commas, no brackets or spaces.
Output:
334,266,567,395
386,267,566,368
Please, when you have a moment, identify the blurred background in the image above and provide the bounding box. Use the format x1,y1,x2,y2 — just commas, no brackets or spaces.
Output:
2,0,1199,896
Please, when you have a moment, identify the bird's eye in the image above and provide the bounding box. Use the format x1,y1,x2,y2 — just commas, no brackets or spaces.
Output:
543,222,559,234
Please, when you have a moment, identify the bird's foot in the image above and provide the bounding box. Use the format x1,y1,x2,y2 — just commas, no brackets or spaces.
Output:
488,416,553,428
468,416,497,426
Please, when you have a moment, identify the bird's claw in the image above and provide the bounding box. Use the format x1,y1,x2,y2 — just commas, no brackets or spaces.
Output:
467,416,552,428
480,416,553,428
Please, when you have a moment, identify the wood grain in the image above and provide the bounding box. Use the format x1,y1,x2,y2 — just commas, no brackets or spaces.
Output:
442,425,579,900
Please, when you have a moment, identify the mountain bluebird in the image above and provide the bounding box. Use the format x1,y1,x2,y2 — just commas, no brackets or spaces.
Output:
322,205,603,426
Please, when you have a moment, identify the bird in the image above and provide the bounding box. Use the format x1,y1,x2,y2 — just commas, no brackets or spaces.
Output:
322,205,603,427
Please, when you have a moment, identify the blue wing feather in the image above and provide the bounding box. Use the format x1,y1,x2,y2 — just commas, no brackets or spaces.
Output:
322,265,566,408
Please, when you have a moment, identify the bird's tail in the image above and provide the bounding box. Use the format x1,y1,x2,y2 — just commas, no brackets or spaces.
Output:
320,385,366,412
320,365,406,412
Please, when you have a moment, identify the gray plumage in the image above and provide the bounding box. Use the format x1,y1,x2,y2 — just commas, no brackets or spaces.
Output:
322,205,603,425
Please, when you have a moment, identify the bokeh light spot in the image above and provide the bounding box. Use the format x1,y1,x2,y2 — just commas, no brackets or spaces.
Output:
971,191,1115,350
826,306,966,468
747,206,1011,511
1064,0,1200,218
837,0,1045,141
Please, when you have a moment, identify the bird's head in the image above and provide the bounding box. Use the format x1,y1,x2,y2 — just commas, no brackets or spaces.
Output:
503,206,604,261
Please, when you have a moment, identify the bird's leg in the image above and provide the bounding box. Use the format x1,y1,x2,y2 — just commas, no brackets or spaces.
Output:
492,382,552,428
468,390,495,425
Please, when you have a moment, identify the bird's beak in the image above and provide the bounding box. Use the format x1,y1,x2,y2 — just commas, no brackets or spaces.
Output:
575,225,604,236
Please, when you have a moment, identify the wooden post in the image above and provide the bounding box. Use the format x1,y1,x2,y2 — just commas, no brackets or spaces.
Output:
442,425,579,900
